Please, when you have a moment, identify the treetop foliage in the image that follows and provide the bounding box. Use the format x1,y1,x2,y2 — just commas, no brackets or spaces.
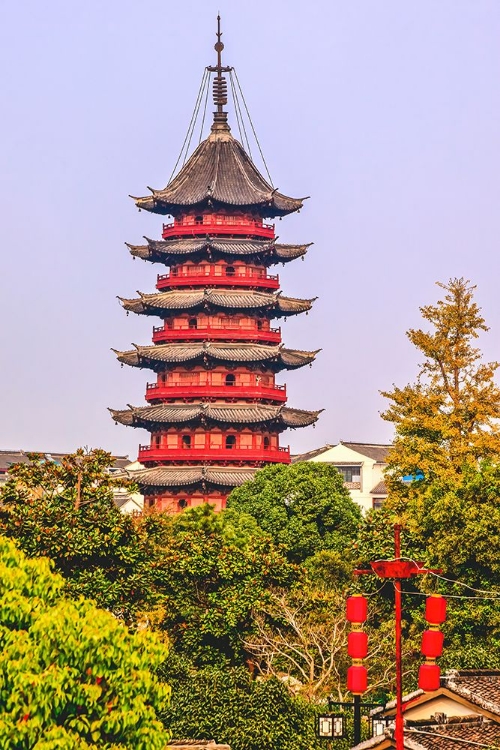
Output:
226,462,362,563
0,535,170,749
382,278,500,495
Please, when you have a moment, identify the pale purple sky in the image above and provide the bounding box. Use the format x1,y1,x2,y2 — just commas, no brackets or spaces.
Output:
1,0,500,458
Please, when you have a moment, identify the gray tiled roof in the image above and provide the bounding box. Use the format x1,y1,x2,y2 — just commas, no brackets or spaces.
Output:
113,342,319,371
127,238,311,265
110,403,322,430
341,442,392,462
118,288,315,317
132,129,304,218
132,465,257,489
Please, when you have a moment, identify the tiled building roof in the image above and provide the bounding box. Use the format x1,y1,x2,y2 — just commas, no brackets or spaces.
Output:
110,403,322,430
341,442,392,462
132,129,304,218
131,465,257,489
113,342,319,371
127,238,311,265
118,288,315,317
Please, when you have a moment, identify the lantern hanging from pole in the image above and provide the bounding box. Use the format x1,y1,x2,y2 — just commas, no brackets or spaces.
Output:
347,665,368,695
421,629,444,659
346,594,367,624
425,594,447,625
348,630,368,659
418,663,440,692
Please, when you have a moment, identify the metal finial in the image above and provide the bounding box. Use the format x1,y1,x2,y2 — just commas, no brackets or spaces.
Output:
209,14,229,130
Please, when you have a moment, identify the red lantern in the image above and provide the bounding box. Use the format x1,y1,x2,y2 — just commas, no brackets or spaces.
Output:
421,629,444,658
425,595,447,625
346,595,367,624
418,663,440,692
348,631,368,659
347,665,368,695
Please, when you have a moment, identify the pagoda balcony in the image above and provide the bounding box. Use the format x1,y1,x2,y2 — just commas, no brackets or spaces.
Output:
138,445,291,464
156,269,280,291
162,220,275,240
145,382,287,403
152,325,282,345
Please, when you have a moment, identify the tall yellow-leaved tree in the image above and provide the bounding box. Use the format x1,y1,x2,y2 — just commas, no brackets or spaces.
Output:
381,278,500,497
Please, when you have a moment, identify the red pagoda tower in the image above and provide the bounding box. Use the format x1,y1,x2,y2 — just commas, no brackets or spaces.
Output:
110,21,321,512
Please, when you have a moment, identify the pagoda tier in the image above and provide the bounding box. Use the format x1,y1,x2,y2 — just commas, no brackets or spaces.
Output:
118,289,315,317
111,21,321,512
127,238,312,266
132,129,306,218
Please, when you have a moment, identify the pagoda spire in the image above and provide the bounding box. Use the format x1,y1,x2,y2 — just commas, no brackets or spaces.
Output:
209,14,231,131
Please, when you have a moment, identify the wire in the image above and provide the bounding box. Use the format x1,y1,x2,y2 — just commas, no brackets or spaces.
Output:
229,70,252,156
199,71,211,144
428,571,500,598
406,727,500,748
232,67,274,187
400,588,500,601
168,68,209,183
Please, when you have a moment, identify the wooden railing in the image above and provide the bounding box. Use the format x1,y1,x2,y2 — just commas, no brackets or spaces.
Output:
162,220,275,240
138,445,290,464
145,382,287,403
156,269,279,290
151,325,281,344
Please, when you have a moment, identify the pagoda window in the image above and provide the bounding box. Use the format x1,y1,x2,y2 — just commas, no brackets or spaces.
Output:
167,434,178,448
225,435,237,450
188,317,198,330
166,319,174,329
153,435,161,449
194,216,204,225
257,320,263,331
240,433,252,448
182,435,192,449
210,433,222,448
194,433,206,448
263,436,270,450
172,267,179,277
225,265,236,277
225,373,236,387
178,499,188,510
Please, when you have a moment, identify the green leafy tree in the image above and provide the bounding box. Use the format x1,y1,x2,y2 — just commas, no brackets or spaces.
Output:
149,504,297,667
227,463,362,563
161,661,322,750
381,278,500,502
0,535,170,749
0,449,153,621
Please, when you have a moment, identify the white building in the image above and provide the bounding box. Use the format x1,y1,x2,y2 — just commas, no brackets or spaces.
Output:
292,441,391,512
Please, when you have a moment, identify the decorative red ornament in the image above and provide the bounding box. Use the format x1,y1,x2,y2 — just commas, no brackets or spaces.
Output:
418,663,440,692
421,629,444,658
425,595,447,625
346,595,368,624
347,665,368,695
348,630,368,659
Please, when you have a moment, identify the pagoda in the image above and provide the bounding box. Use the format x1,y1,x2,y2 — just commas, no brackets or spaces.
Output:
110,20,322,512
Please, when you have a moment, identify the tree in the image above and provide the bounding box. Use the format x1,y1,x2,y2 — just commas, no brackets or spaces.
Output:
0,449,154,622
161,661,322,750
381,278,500,500
0,535,170,749
226,463,362,563
148,504,297,667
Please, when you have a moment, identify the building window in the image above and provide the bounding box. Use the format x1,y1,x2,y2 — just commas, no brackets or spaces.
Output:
178,499,188,510
225,265,236,277
188,317,198,329
195,216,204,225
263,436,270,449
334,466,361,483
225,373,236,387
182,435,192,449
225,435,237,449
257,320,263,330
372,497,385,510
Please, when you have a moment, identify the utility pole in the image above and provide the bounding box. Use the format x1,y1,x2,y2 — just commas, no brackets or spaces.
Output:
354,524,440,750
